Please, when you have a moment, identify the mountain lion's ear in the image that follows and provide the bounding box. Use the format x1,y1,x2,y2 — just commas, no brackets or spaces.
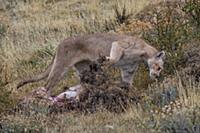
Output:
156,51,165,59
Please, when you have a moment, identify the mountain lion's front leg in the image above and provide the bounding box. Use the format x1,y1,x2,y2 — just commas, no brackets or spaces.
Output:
120,64,138,86
106,41,124,65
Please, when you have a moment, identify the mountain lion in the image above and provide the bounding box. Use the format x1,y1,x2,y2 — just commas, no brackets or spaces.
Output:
17,33,165,96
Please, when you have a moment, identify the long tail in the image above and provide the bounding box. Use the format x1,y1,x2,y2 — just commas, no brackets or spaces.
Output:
17,56,55,89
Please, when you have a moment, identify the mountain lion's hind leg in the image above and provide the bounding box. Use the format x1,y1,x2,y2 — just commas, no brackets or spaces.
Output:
45,59,68,97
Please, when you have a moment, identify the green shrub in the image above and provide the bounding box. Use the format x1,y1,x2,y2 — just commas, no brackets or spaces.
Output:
137,2,191,74
104,3,134,32
183,0,200,29
157,106,200,133
114,4,133,25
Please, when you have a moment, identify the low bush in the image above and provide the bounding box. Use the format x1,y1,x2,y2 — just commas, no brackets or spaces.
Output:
183,0,200,30
137,1,191,74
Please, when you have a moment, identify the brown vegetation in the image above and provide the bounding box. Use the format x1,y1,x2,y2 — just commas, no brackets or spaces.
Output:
0,0,200,133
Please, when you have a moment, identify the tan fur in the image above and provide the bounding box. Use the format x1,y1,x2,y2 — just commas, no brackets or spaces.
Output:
17,33,165,96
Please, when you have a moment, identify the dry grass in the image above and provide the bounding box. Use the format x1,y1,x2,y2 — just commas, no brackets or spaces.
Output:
0,0,200,133
1,76,200,133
